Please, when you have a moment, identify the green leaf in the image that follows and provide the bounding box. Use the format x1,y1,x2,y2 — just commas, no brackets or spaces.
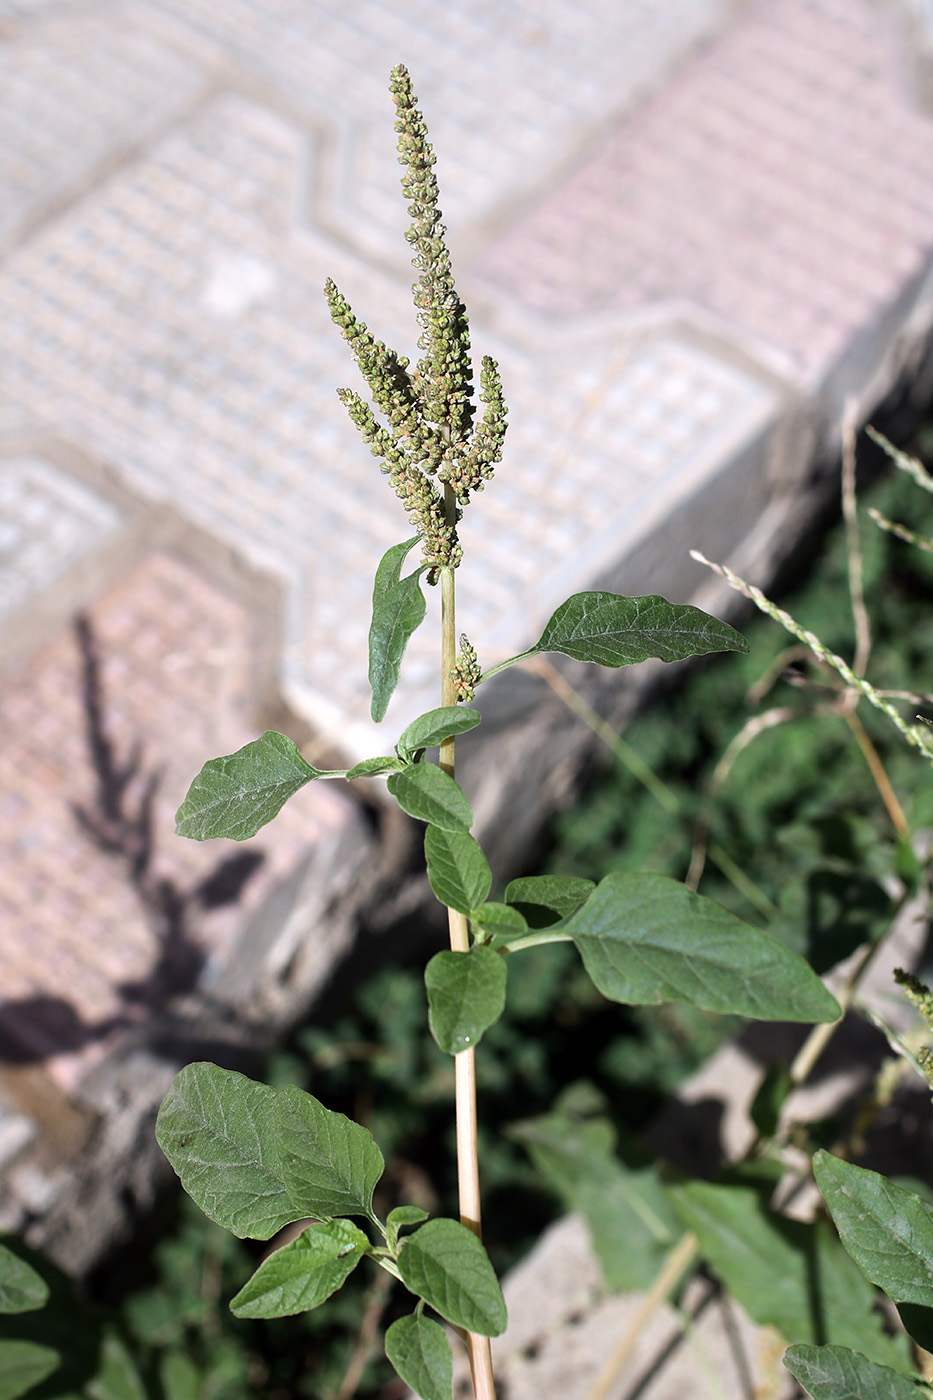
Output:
397,706,481,760
387,765,473,832
897,1302,933,1354
397,1218,507,1337
504,875,595,928
155,1064,296,1240
372,535,421,606
0,1247,47,1315
749,1063,794,1140
0,1340,59,1400
384,1314,453,1400
425,947,507,1055
230,1219,370,1319
669,1180,908,1369
387,1206,429,1253
86,1331,148,1400
175,731,342,841
784,1344,924,1400
158,1353,201,1400
814,1152,933,1307
470,902,527,941
424,827,491,915
369,565,426,722
513,1107,679,1292
482,592,747,679
274,1085,384,1220
563,873,840,1022
346,756,406,779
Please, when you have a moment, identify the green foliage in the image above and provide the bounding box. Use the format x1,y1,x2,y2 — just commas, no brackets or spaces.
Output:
396,1220,507,1336
0,1248,48,1317
784,1345,929,1400
814,1153,933,1308
229,1221,370,1319
482,591,748,680
669,1180,909,1370
368,551,427,722
384,1313,453,1400
503,875,595,927
425,947,508,1054
512,1094,679,1291
387,765,473,832
423,826,491,912
155,1065,296,1240
397,706,481,761
560,872,839,1021
175,731,342,842
274,1084,384,1221
0,1342,60,1400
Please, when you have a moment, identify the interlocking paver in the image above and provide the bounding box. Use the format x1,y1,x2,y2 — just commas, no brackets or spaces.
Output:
477,0,933,388
0,11,210,248
0,549,355,1078
0,90,779,738
145,0,730,252
0,458,121,618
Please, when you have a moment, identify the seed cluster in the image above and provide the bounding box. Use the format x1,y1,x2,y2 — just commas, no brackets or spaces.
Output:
326,64,507,575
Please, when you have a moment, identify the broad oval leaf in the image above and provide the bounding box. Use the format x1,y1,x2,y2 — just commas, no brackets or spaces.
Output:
346,756,406,780
175,731,341,841
670,1181,908,1369
156,1064,296,1240
384,1314,453,1400
814,1153,933,1306
563,873,840,1022
513,1107,679,1292
784,1344,922,1400
397,1218,507,1336
0,1340,60,1400
483,593,747,679
0,1245,47,1315
471,902,527,940
387,1206,429,1252
87,1330,148,1400
388,765,473,833
274,1085,384,1220
397,706,481,760
425,947,507,1055
424,826,491,915
230,1219,370,1319
370,570,426,722
504,875,595,929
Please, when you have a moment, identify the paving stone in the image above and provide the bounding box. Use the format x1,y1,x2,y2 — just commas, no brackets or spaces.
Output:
0,86,780,745
145,0,731,255
0,10,210,248
0,549,354,1083
0,457,122,619
477,0,933,389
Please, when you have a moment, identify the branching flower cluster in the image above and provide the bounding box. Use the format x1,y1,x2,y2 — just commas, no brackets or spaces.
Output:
325,64,507,576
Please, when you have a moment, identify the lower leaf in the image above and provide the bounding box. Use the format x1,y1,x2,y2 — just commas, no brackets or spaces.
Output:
0,1340,60,1400
784,1344,923,1399
397,1218,507,1337
563,872,840,1022
385,1314,453,1400
230,1220,370,1318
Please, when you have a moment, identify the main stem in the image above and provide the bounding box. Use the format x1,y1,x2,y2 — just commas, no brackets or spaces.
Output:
439,488,497,1400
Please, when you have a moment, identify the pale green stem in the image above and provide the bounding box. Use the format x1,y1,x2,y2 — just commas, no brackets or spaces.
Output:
440,486,497,1400
866,426,933,495
690,551,933,759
